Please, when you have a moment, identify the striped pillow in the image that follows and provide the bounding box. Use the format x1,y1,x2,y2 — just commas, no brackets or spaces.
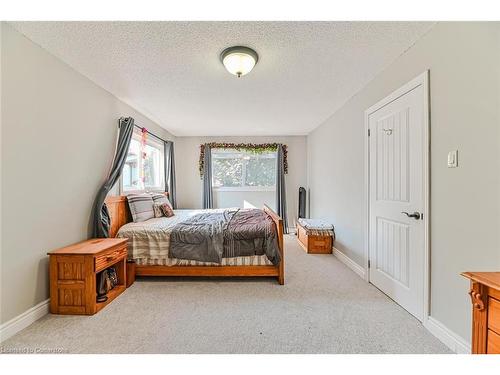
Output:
150,193,172,207
127,193,155,222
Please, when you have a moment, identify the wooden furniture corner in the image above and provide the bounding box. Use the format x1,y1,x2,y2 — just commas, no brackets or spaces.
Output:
48,238,128,315
462,271,500,354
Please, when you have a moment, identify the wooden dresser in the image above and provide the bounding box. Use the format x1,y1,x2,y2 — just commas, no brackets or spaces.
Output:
462,272,500,354
48,238,127,315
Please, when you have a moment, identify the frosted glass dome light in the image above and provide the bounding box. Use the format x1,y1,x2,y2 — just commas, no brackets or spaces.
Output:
220,46,259,78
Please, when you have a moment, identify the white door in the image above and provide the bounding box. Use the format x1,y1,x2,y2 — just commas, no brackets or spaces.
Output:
367,76,428,321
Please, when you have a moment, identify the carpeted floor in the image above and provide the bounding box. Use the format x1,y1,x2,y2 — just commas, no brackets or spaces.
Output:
2,235,450,353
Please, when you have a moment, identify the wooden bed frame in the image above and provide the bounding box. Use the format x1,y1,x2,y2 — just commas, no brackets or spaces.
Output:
104,195,285,284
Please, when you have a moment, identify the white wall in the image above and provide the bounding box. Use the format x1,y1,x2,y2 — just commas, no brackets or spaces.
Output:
307,22,500,342
175,136,307,227
0,23,175,324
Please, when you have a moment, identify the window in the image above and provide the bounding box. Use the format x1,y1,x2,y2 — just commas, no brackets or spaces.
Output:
121,130,164,193
212,149,276,191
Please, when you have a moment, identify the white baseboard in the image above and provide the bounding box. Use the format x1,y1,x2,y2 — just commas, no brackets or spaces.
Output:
0,299,50,343
332,247,366,279
424,316,471,354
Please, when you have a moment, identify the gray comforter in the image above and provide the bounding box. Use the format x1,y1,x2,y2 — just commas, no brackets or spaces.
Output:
169,208,281,265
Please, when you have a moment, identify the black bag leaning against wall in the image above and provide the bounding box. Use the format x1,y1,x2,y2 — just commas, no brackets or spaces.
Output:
298,187,307,219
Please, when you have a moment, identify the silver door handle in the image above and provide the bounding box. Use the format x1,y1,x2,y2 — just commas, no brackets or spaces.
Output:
401,211,421,220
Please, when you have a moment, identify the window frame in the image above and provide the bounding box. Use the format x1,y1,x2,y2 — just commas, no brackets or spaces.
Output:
120,129,165,195
211,149,277,192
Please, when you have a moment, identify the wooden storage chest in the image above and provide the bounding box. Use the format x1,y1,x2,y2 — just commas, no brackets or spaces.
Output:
296,221,333,254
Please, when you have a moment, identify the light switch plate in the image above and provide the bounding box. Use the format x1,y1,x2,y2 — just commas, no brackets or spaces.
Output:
447,150,458,168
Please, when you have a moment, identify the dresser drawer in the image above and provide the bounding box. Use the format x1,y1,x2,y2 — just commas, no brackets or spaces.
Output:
95,246,127,271
488,297,500,334
487,329,500,354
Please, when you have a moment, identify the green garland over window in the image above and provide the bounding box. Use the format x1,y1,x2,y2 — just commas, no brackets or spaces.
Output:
199,142,288,177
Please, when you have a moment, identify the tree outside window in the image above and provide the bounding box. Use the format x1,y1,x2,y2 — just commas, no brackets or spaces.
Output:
212,149,276,190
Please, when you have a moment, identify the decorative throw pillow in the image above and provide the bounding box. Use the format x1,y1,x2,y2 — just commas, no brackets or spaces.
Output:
150,193,172,208
160,203,175,217
127,193,155,222
153,203,164,218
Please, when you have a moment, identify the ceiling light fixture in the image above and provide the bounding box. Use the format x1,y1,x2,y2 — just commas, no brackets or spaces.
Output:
220,46,258,78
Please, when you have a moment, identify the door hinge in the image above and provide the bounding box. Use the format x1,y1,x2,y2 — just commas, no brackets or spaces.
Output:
368,128,371,136
368,259,371,268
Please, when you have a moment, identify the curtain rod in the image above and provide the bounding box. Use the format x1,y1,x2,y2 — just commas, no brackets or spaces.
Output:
133,124,170,144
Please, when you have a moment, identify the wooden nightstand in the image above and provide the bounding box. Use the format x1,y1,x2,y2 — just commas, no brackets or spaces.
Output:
47,238,128,315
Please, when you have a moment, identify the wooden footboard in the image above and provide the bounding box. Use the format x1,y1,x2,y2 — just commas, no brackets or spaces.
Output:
263,204,285,285
104,196,285,284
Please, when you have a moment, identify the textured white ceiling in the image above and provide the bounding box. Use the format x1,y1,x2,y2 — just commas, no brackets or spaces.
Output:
10,22,434,136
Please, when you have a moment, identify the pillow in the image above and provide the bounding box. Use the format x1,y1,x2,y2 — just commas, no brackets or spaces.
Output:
160,203,175,217
152,202,174,218
153,203,164,218
150,193,172,207
127,193,155,222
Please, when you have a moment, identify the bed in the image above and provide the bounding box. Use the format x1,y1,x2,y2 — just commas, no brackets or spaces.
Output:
104,195,285,284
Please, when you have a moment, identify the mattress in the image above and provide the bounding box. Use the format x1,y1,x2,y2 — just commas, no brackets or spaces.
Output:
117,209,273,267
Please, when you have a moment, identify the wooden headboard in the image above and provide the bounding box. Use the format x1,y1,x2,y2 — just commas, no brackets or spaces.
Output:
105,196,132,238
105,192,169,238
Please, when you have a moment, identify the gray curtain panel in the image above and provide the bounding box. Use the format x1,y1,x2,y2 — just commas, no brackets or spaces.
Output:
91,117,135,238
276,144,289,234
202,144,213,209
164,141,177,208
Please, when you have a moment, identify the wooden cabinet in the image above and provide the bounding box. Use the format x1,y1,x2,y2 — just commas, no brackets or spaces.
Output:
462,272,500,354
48,238,128,315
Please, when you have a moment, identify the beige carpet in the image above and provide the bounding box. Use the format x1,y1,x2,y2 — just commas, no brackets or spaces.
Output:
2,235,450,353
